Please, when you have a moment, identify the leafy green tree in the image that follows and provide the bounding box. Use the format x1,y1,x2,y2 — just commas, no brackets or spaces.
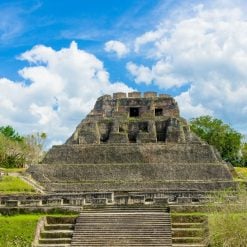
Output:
0,125,23,142
0,125,47,168
0,133,26,168
240,143,247,166
190,116,243,166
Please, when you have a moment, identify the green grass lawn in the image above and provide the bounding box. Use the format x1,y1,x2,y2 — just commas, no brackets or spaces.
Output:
0,176,35,194
0,214,78,247
0,214,40,247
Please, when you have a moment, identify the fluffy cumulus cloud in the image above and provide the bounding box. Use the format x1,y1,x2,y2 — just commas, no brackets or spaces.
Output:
0,41,132,146
104,40,129,58
126,62,153,85
127,1,247,135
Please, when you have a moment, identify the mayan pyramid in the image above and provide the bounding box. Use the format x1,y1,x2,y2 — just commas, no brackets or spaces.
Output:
28,92,234,196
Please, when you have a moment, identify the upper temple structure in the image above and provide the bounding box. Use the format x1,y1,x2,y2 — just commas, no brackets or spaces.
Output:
65,91,191,145
28,91,235,201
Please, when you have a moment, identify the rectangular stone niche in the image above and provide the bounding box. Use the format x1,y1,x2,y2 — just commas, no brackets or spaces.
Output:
129,107,139,117
155,108,163,116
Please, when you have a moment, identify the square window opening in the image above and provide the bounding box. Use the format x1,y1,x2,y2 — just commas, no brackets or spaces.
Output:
129,107,139,117
155,108,163,116
128,134,137,143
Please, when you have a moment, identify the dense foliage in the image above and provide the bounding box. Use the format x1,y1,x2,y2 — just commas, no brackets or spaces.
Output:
0,125,46,168
0,126,24,142
190,116,245,166
0,133,27,168
241,143,247,166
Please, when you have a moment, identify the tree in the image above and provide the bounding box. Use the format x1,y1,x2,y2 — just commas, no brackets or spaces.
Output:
240,143,247,166
24,132,47,164
0,133,26,168
190,116,243,166
0,125,23,142
0,125,47,168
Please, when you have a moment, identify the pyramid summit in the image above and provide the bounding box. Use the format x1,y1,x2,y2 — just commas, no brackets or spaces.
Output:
28,91,234,202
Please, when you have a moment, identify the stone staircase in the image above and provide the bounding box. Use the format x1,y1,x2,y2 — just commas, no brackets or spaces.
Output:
34,216,76,247
71,205,172,246
171,215,209,247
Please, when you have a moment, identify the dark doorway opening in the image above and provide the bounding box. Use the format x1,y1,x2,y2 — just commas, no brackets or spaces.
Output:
119,126,125,132
100,135,109,143
128,134,137,143
139,122,148,132
129,107,139,117
155,121,166,142
157,132,166,142
155,108,163,116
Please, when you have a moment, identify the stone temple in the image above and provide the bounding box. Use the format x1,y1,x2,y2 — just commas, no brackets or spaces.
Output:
1,92,236,247
28,91,234,202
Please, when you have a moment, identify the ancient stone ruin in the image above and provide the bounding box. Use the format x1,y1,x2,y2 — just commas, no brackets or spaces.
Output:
27,91,234,204
0,91,236,247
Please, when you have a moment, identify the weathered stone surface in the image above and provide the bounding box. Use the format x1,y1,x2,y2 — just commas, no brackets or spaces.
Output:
27,92,234,195
28,163,232,184
42,144,219,164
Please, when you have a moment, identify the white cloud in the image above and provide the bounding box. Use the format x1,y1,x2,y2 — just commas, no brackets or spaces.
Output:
175,91,213,119
0,41,132,146
126,62,152,85
134,28,165,52
127,1,247,133
104,40,129,58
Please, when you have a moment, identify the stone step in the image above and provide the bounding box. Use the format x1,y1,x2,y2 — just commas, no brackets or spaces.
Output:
46,216,77,224
77,216,170,219
172,222,204,228
78,213,170,216
72,241,172,245
34,216,76,247
171,215,207,223
172,244,207,247
73,231,171,234
172,237,204,244
71,208,172,247
171,214,209,246
35,245,70,247
39,238,72,244
72,237,172,240
71,243,172,246
75,222,170,225
172,228,205,237
35,245,71,247
40,230,73,238
82,208,169,212
44,223,74,230
73,235,172,237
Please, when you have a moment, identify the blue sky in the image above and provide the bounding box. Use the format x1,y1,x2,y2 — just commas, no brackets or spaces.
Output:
0,0,246,145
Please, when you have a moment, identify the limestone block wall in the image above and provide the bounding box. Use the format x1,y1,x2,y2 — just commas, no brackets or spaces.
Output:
46,181,235,193
42,143,220,164
90,92,180,119
28,163,232,184
66,118,191,145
